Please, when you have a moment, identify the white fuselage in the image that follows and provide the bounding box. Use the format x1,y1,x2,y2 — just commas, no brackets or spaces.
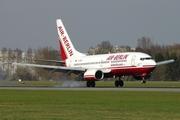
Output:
65,52,156,77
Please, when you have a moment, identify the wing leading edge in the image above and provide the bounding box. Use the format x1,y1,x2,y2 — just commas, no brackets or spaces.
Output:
12,63,86,72
156,59,174,66
12,62,112,74
26,58,65,63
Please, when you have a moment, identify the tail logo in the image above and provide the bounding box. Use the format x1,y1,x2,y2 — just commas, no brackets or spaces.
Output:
58,26,74,57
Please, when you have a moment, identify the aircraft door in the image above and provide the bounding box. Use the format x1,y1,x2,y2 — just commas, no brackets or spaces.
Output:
131,55,136,66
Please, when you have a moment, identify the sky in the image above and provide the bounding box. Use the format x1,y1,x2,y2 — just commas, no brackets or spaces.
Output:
1,0,180,53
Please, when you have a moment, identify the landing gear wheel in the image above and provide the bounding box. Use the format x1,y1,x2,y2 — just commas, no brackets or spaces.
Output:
141,80,146,84
91,81,95,87
119,80,124,87
86,81,91,87
115,80,119,87
114,80,124,87
86,81,96,87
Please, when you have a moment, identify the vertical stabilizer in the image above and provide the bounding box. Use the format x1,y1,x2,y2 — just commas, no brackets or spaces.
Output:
56,19,85,61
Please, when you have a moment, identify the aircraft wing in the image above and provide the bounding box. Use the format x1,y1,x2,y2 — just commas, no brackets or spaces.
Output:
12,63,112,74
26,58,65,63
156,59,174,66
12,63,86,72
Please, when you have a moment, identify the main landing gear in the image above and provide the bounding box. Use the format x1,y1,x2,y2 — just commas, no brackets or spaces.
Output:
115,77,124,87
86,81,96,87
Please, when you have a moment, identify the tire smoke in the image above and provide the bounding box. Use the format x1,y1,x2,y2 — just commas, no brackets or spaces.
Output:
55,77,85,88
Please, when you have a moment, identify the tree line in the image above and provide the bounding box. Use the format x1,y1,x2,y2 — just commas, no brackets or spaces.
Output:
0,37,180,81
0,47,61,80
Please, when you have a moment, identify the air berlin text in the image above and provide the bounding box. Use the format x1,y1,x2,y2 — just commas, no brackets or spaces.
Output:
106,54,129,61
58,26,73,56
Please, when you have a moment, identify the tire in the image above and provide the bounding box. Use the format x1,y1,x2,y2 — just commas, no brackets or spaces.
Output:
119,80,124,87
86,81,91,87
91,81,95,87
141,80,146,84
115,80,119,87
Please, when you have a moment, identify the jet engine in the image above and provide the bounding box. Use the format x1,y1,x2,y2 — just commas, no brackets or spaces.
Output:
84,69,104,80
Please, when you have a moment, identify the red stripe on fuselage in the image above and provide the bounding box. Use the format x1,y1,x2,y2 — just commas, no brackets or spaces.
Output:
110,65,156,76
84,65,156,81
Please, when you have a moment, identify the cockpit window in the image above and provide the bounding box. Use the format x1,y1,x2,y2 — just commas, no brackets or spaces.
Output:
140,57,153,61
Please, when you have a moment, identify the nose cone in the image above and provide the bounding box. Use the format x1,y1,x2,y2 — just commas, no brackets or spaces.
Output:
152,60,157,66
145,59,156,67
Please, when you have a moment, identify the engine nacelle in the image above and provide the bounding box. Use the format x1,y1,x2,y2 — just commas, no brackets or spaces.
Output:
84,69,104,80
133,72,152,80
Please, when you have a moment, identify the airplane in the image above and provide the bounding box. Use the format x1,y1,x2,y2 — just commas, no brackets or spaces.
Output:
13,19,174,87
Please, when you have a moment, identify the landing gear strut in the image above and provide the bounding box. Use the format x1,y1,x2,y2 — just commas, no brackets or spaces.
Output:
86,81,96,87
141,78,146,84
115,77,124,87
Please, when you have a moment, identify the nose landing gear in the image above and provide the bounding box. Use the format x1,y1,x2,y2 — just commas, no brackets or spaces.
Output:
141,79,146,84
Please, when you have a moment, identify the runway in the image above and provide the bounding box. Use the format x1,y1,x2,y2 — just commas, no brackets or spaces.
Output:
0,86,180,92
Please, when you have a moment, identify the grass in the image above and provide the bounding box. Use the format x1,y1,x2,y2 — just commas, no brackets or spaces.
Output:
0,81,180,119
0,90,180,120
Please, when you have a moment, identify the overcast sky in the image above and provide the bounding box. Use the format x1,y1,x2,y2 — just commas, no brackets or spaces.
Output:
1,0,180,52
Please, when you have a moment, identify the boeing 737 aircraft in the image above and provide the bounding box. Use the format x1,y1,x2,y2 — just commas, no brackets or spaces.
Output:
13,19,174,87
